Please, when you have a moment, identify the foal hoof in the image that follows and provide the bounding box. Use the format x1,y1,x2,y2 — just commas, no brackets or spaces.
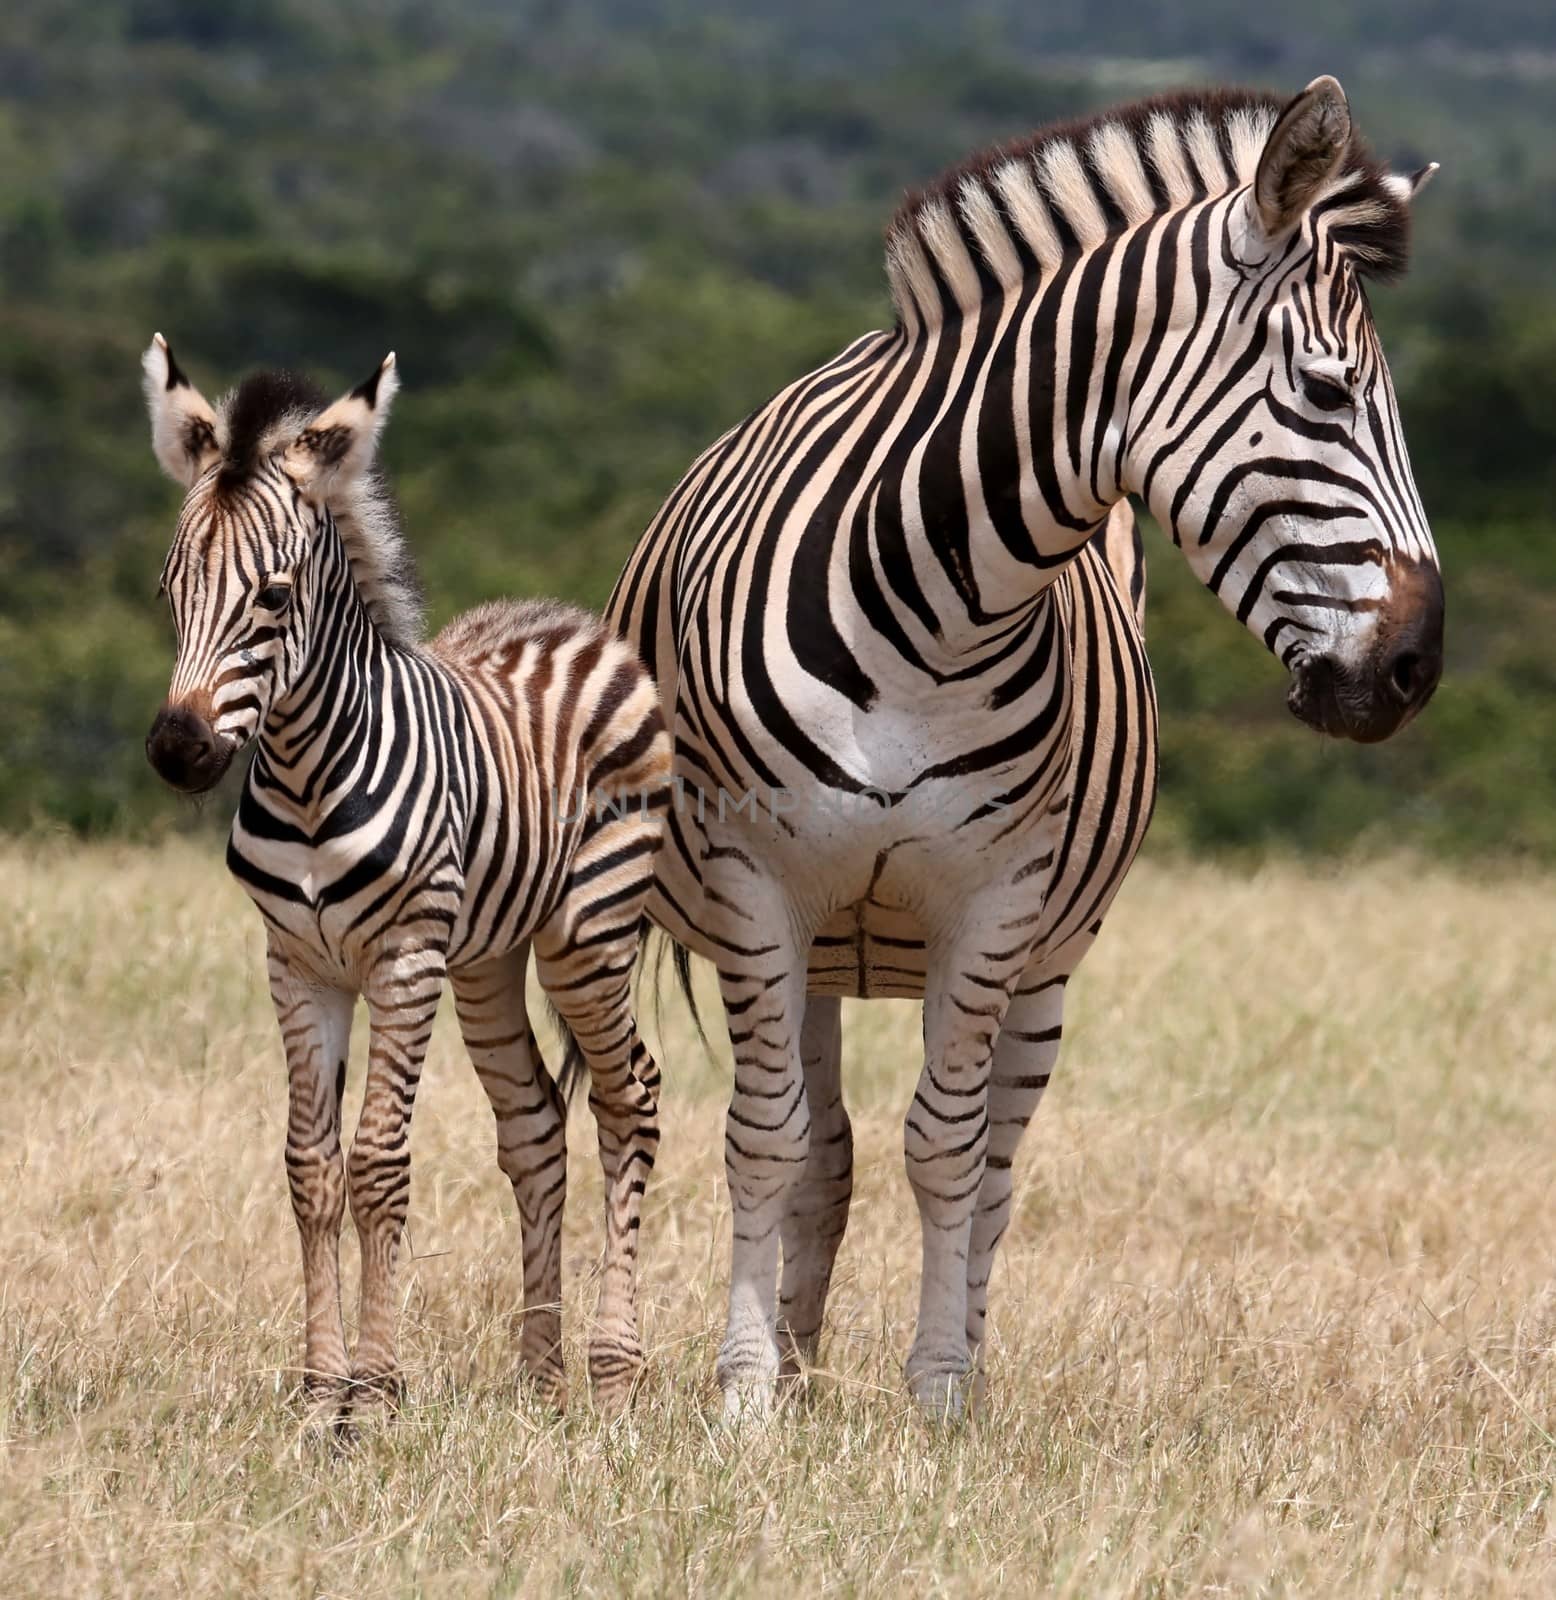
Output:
589,1341,644,1418
523,1364,569,1415
778,1322,819,1367
344,1369,403,1416
297,1370,349,1405
326,1370,403,1444
292,1372,350,1431
349,1368,404,1404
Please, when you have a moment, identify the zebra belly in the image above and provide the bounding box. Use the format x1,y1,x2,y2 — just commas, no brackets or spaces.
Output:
638,555,1156,1002
807,902,927,997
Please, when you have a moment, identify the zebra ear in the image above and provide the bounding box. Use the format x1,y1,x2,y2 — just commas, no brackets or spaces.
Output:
142,333,221,487
1382,162,1439,205
282,353,399,504
1407,162,1439,200
1254,75,1352,237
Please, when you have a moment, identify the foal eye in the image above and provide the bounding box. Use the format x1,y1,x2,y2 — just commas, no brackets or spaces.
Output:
255,582,292,613
1300,371,1354,413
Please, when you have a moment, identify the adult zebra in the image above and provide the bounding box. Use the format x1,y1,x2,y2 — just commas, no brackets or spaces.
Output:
608,77,1443,1418
142,342,670,1414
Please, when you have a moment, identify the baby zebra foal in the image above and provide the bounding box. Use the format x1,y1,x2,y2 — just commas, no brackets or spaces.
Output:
141,337,670,1414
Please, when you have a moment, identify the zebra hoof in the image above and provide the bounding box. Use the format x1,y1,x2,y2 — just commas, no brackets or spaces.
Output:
720,1379,777,1428
777,1329,824,1405
344,1368,404,1412
589,1339,644,1417
327,1370,402,1445
293,1370,349,1426
524,1367,569,1415
778,1323,820,1375
296,1369,349,1404
907,1365,973,1424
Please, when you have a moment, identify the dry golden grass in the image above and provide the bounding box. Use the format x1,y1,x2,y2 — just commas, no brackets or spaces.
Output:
2,839,1555,1597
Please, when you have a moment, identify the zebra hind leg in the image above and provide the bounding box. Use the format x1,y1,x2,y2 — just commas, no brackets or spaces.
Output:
450,946,569,1409
534,816,662,1415
777,994,852,1393
965,967,1069,1410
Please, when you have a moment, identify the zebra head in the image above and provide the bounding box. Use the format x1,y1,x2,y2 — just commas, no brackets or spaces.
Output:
142,337,401,793
1131,77,1442,744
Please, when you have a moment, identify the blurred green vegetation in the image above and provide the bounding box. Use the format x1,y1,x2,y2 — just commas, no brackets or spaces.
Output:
2,2,1554,853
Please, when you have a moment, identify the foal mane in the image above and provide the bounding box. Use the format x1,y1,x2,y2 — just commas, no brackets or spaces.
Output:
215,370,424,647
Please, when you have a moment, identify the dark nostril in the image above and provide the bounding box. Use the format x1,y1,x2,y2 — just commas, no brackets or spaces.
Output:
1386,648,1441,708
1390,651,1422,701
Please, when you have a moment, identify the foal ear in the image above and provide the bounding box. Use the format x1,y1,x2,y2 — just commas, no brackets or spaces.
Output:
142,333,221,486
1385,162,1440,204
282,353,399,504
1254,75,1352,238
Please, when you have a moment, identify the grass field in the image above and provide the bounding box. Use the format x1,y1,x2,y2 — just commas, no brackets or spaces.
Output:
2,840,1555,1596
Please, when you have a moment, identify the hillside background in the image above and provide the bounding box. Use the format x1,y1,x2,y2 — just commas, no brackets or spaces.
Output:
3,0,1553,852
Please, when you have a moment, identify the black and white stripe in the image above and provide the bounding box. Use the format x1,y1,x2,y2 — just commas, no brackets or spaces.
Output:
608,78,1443,1416
143,343,670,1415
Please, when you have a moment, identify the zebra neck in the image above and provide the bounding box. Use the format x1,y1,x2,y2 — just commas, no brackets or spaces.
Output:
254,535,411,806
870,257,1138,662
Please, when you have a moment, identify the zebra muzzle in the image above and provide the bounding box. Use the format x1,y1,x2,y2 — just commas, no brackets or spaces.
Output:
1286,557,1443,744
145,703,233,794
1286,645,1439,745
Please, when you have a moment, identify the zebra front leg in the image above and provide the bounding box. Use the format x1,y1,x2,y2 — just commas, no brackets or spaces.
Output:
709,859,817,1423
906,906,1041,1420
778,994,852,1386
966,966,1070,1407
347,953,443,1408
268,949,355,1401
450,949,569,1408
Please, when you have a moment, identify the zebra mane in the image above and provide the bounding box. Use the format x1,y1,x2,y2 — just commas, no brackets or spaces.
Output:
215,371,425,648
884,87,1411,331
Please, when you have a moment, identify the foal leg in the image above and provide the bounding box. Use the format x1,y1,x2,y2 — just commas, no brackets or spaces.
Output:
347,948,444,1406
777,994,852,1385
268,946,355,1400
534,816,662,1414
450,946,569,1406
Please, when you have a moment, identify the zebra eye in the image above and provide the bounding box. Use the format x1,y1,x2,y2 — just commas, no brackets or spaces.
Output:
255,582,292,613
1300,371,1354,413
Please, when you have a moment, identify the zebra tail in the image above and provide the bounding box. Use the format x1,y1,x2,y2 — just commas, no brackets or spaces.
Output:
644,926,711,1059
545,995,589,1107
672,938,710,1055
